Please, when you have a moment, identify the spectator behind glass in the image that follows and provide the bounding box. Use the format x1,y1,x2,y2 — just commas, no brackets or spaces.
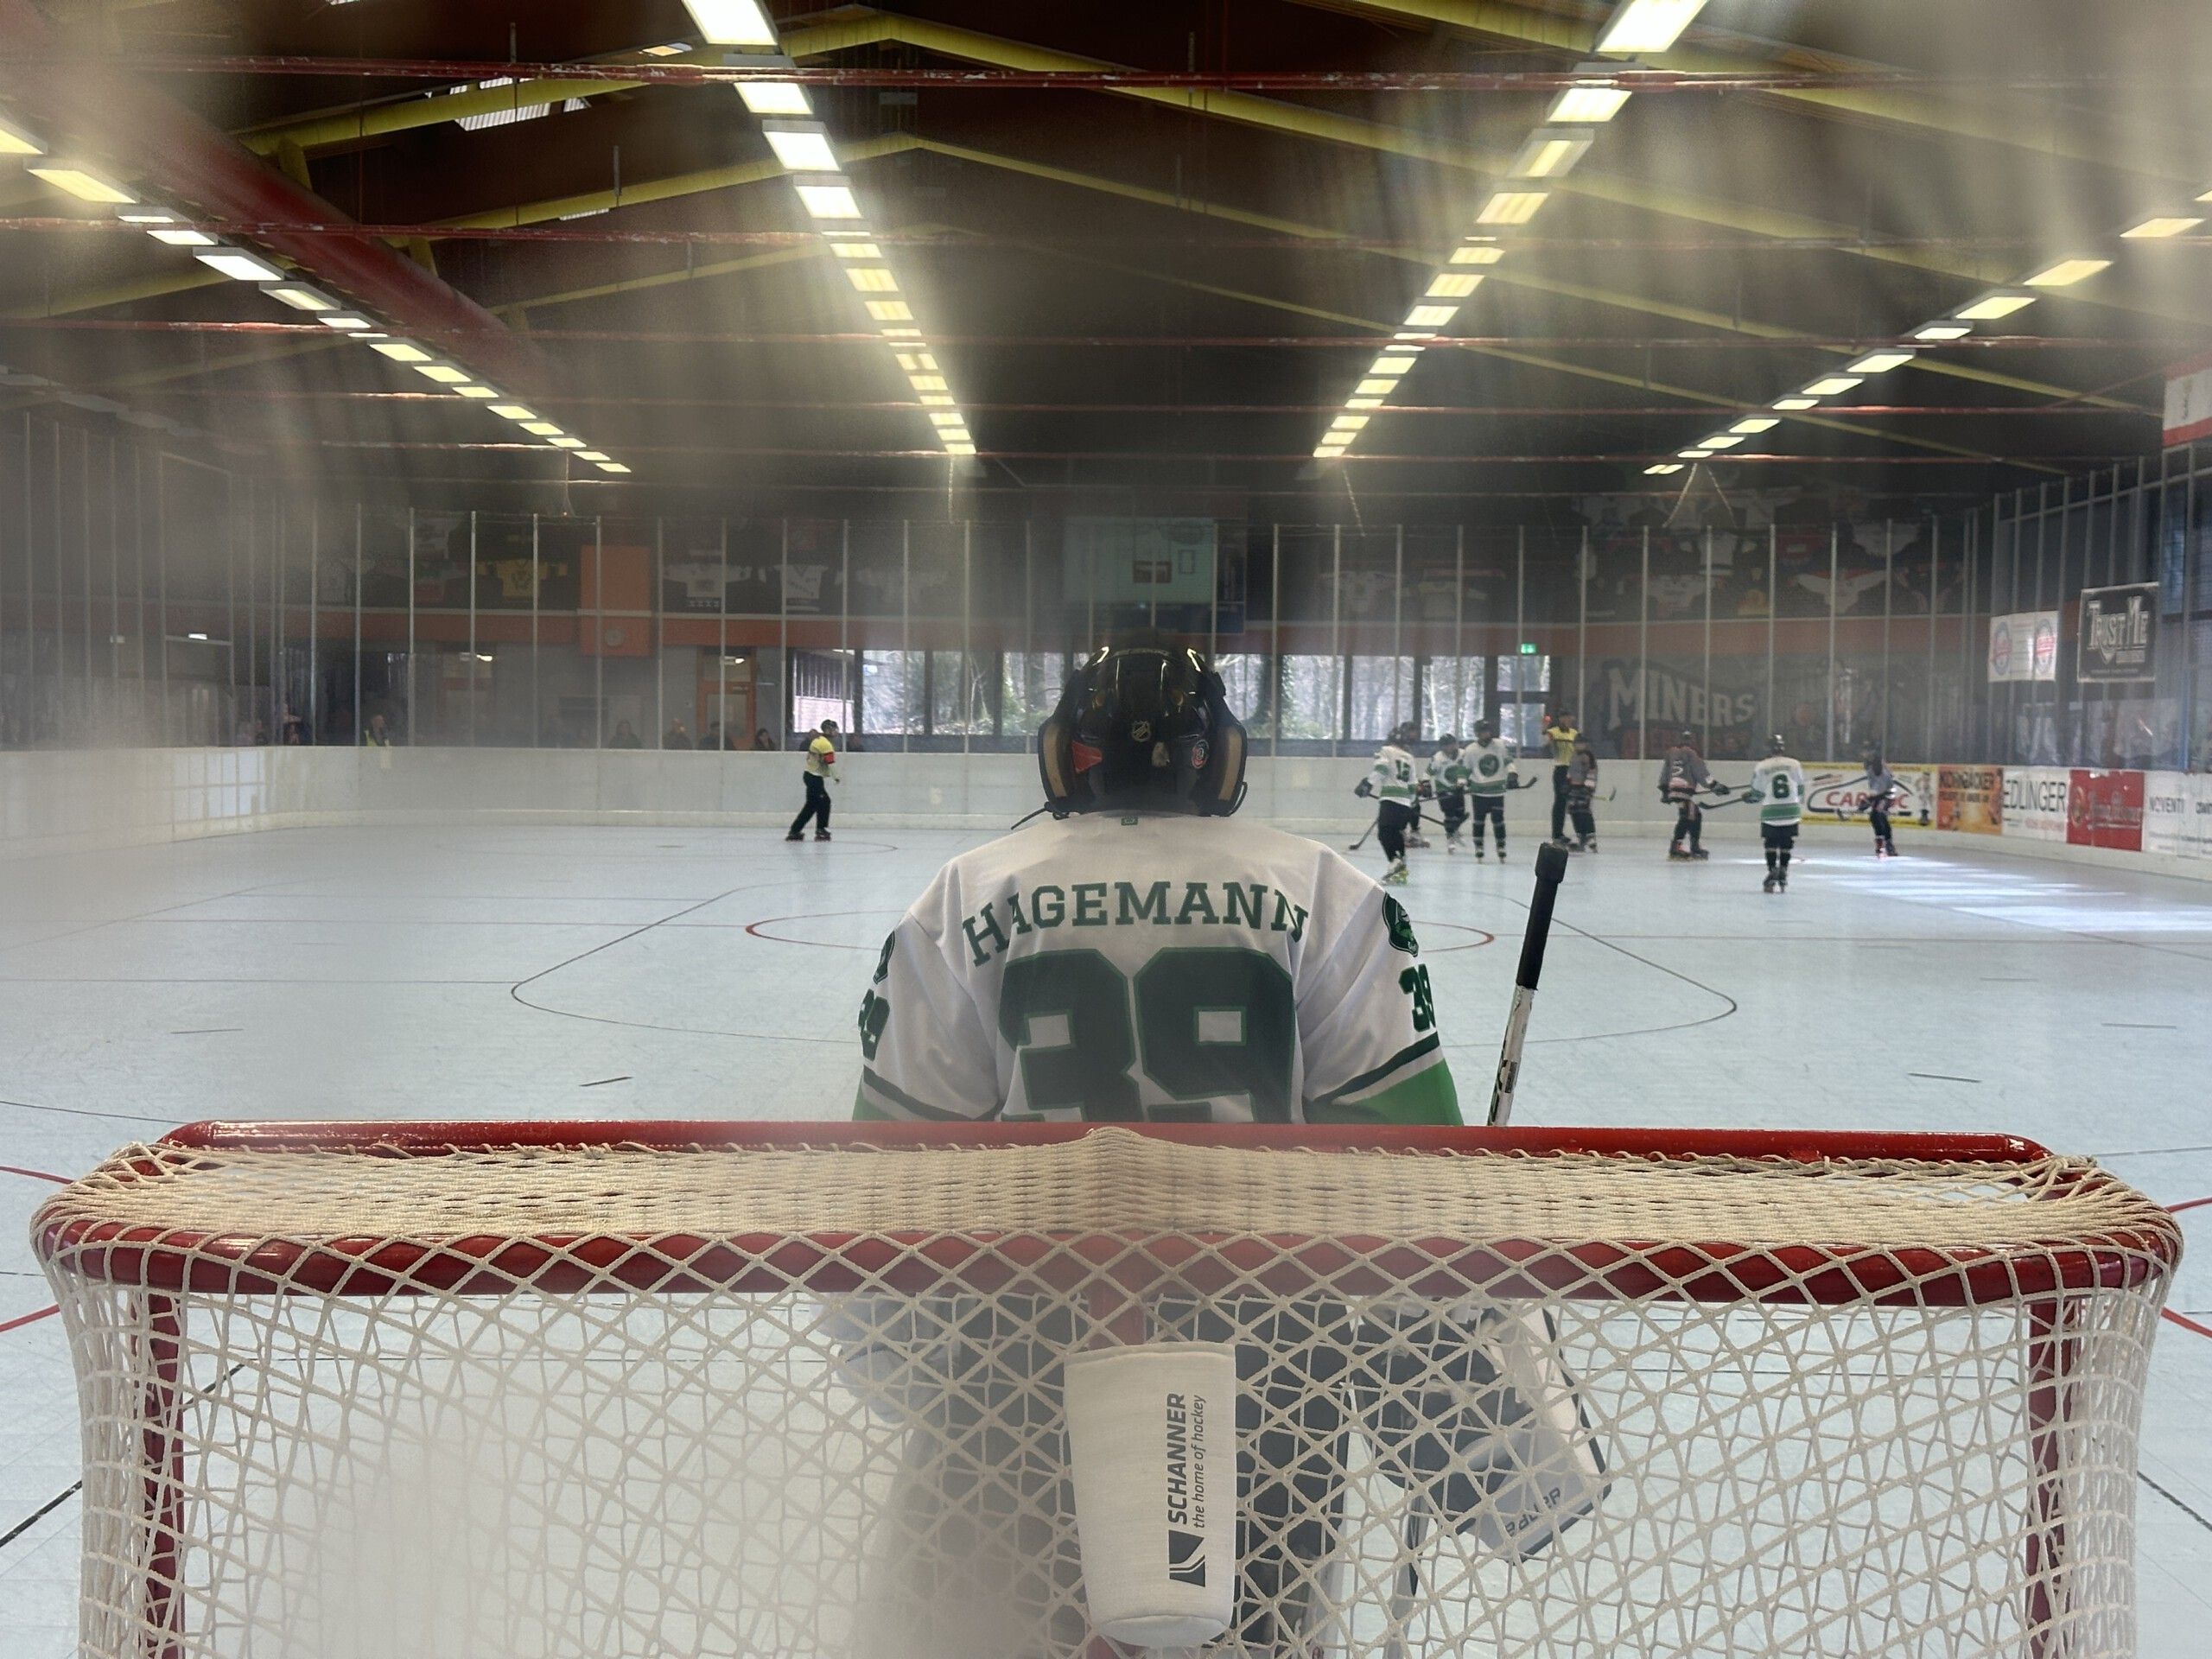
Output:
753,727,778,751
363,714,392,747
701,722,723,752
663,720,691,749
609,720,643,749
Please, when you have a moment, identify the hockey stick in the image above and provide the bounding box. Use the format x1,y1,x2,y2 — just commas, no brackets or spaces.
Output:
1384,844,1573,1656
1490,841,1569,1128
1349,812,1377,851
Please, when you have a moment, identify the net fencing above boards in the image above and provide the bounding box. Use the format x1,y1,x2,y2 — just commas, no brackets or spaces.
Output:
34,1121,2181,1659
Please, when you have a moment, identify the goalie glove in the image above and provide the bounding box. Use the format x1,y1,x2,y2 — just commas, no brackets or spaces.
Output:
1349,1301,1610,1560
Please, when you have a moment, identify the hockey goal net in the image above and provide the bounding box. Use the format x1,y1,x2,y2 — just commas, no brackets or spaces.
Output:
35,1121,2178,1659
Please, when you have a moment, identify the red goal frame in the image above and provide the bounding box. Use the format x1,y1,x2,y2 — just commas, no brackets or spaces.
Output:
35,1121,2181,1659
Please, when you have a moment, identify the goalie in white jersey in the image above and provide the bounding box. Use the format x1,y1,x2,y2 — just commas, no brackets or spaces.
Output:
856,641,1458,1127
842,640,1604,1657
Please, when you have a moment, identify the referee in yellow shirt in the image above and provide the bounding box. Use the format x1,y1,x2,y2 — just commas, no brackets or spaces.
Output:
1542,708,1580,847
786,719,839,842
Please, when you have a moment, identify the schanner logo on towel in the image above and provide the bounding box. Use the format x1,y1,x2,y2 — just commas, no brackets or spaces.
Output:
1163,1389,1210,1584
1167,1529,1206,1586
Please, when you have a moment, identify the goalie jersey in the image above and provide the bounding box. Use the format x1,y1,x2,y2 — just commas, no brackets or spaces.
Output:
855,813,1460,1126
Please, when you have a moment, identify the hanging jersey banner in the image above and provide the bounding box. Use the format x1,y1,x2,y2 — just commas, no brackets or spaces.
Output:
2076,584,2158,683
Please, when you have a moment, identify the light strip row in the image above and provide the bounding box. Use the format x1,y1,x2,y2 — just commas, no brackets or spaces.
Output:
1646,162,2212,471
1314,0,1710,461
684,2,976,459
0,107,632,475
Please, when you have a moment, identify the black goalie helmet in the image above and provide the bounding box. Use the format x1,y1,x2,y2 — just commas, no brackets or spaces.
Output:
1038,637,1248,817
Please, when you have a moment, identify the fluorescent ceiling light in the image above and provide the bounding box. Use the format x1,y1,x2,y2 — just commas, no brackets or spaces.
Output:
550,436,587,448
640,43,691,58
929,412,963,427
792,181,861,219
1347,397,1383,410
2122,216,2202,239
596,461,632,474
909,375,947,391
1549,83,1631,124
489,404,537,420
1847,351,1915,374
1450,243,1504,265
1644,463,1683,475
264,284,338,312
370,340,431,362
763,125,839,174
1332,414,1370,431
1914,322,1971,340
413,364,471,384
1393,328,1437,341
867,299,913,321
1375,354,1418,375
846,267,899,292
1405,303,1457,327
521,421,565,436
1771,397,1818,410
2024,257,2110,288
1510,128,1594,179
1477,191,1548,226
1427,272,1483,298
1357,378,1399,396
944,442,977,456
0,114,41,156
737,80,813,116
830,241,882,258
681,0,776,46
28,164,134,204
454,385,496,398
1802,376,1863,396
147,227,217,247
1955,291,2035,321
118,212,175,224
1313,445,1346,458
1698,434,1745,449
194,248,285,283
577,450,611,461
1676,449,1709,460
1731,417,1779,434
1595,0,1709,55
918,393,954,406
880,324,921,339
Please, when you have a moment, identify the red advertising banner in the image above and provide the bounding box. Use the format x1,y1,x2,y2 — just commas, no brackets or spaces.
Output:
2068,769,2145,851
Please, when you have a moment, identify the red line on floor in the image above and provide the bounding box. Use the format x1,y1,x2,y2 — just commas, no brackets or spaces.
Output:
0,1164,67,1185
2163,1198,2210,1339
0,1305,58,1337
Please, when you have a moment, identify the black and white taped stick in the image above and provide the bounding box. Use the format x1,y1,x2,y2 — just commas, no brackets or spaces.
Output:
1487,841,1570,1128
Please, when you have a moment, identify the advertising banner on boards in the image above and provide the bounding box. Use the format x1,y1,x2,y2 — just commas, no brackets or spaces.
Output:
1987,612,2060,683
2141,772,2190,857
2076,584,2158,684
1938,766,2003,834
2001,766,2070,841
2068,770,2145,851
1806,766,1936,827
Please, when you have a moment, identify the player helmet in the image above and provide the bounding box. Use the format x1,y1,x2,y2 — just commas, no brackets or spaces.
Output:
1390,719,1421,747
1768,733,1787,754
1473,718,1496,741
1437,733,1458,749
1037,636,1247,818
1679,728,1697,747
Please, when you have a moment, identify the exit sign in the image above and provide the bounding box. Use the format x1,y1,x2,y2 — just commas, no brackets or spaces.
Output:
1517,642,1537,654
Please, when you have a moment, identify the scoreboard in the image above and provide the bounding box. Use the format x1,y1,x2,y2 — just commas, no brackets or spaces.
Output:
1064,517,1217,604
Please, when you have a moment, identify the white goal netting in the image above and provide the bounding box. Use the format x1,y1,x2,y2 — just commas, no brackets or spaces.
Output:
35,1122,2180,1659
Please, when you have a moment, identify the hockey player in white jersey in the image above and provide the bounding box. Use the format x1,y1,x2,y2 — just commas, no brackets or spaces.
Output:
846,639,1604,1654
1427,734,1471,852
1357,720,1425,887
1462,718,1516,861
1746,733,1808,893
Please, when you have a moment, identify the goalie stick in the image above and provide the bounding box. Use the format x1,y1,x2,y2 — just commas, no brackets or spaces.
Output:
1382,844,1583,1658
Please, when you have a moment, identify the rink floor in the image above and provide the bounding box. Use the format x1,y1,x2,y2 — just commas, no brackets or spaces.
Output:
2,819,2208,1654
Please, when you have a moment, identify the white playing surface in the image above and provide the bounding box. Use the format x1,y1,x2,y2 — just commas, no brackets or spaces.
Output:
2,822,2209,1655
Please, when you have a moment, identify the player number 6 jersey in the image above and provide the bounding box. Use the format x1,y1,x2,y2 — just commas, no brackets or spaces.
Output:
854,814,1460,1127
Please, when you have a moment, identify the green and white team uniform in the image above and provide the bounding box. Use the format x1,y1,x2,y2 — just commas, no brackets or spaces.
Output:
855,812,1460,1126
1427,750,1473,798
1368,743,1421,804
1748,755,1808,828
1465,740,1516,798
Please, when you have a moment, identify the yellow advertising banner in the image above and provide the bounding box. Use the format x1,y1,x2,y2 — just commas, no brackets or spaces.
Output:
1938,766,2003,834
